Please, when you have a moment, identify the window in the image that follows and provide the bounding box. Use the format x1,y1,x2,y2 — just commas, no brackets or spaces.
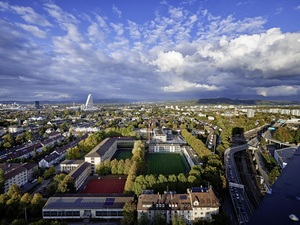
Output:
50,211,57,216
43,211,51,216
66,211,72,216
73,211,80,216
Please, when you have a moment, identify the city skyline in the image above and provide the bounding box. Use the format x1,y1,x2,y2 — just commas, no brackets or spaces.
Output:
0,0,300,101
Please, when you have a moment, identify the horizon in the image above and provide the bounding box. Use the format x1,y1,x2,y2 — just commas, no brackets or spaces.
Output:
1,96,300,106
0,0,300,101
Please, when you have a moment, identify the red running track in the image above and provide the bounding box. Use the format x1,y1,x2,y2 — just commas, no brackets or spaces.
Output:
81,175,126,194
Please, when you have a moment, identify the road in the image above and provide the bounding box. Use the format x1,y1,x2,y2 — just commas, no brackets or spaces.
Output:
224,130,264,224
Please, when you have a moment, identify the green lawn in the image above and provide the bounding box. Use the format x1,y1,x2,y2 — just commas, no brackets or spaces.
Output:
143,153,189,175
114,150,133,160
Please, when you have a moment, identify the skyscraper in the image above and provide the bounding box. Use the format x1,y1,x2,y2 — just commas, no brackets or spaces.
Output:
81,94,96,111
34,101,40,109
85,94,93,109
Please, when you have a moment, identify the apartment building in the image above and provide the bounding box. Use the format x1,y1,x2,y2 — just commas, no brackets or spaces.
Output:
137,187,220,224
0,162,38,192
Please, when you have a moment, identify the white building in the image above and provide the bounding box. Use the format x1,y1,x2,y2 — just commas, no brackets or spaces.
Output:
149,143,182,153
137,187,220,224
0,163,38,193
38,152,60,168
81,94,97,111
281,109,291,115
60,160,85,173
153,128,167,142
247,109,255,118
84,138,118,173
291,109,300,116
69,162,91,191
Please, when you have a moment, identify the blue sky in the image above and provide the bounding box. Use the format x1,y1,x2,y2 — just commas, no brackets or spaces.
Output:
0,0,300,102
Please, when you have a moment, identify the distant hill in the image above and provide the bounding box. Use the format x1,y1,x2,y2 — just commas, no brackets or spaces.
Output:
1,97,299,106
196,98,300,105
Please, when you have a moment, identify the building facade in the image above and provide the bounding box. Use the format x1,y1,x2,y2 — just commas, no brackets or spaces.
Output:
137,188,220,224
60,159,85,173
0,163,38,192
43,194,134,220
69,162,91,191
149,143,182,153
84,137,135,173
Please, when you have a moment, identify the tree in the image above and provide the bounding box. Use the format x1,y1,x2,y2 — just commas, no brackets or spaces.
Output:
6,185,22,219
11,219,27,225
37,176,43,184
0,169,4,193
110,159,118,174
210,212,231,225
168,174,177,190
30,193,46,218
172,214,187,225
117,159,125,174
269,166,280,185
66,146,80,159
56,175,75,193
43,166,56,179
137,213,150,225
121,201,136,225
153,213,166,225
20,193,32,222
123,159,132,175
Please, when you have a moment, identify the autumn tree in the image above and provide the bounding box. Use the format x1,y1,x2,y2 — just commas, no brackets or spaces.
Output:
121,201,136,225
66,146,81,159
56,175,75,193
172,214,186,225
30,193,46,218
43,165,56,179
0,169,4,194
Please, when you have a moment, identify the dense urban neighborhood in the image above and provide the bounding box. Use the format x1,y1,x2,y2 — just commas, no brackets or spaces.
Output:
0,98,300,225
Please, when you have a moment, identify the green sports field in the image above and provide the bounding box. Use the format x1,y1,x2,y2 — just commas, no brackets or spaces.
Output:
113,149,133,160
143,153,189,175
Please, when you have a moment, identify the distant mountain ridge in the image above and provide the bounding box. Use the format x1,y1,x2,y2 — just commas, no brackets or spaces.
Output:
1,97,300,105
196,98,300,105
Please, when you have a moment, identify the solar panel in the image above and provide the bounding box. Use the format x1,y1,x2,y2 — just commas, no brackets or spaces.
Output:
192,187,203,192
104,198,115,206
180,195,187,200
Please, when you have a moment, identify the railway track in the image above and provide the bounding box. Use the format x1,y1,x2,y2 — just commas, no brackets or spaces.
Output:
235,151,263,211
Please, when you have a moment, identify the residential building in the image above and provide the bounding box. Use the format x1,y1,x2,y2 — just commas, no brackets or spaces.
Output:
247,109,255,118
291,109,300,116
8,126,23,133
137,187,220,224
281,109,291,115
0,163,38,193
39,152,60,168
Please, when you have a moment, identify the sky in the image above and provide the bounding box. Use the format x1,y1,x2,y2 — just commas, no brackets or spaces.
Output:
0,0,300,102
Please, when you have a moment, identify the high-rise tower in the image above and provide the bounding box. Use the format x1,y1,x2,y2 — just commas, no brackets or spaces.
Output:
85,94,93,109
81,94,96,111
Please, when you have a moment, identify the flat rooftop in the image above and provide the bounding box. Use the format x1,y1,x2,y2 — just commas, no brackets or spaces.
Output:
249,146,300,225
